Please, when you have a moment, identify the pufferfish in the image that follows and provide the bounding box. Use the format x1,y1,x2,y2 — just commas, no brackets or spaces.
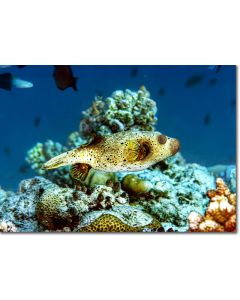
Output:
42,131,180,180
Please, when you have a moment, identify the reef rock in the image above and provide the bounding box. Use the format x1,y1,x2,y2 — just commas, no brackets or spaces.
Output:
118,159,215,232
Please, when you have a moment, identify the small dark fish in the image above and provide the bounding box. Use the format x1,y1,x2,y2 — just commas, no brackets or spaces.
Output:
96,91,103,97
230,98,236,108
131,67,138,77
185,74,204,87
0,72,33,90
208,78,218,86
19,163,30,174
0,65,26,68
216,65,221,73
159,87,166,96
3,147,11,155
204,113,211,126
0,73,12,90
208,65,221,73
53,65,78,91
34,116,41,127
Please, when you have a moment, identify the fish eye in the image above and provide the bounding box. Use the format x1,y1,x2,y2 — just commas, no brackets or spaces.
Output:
158,134,167,144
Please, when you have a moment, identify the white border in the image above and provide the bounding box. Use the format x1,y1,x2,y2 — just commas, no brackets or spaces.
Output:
0,1,239,300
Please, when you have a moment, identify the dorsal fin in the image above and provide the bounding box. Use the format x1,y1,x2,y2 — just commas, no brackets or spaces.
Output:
77,133,105,150
88,133,105,146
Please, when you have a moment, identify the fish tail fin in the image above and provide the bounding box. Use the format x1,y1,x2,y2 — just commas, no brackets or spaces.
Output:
42,150,75,170
72,77,78,91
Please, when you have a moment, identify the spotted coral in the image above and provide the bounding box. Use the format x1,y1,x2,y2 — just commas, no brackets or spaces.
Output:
77,206,162,232
188,178,236,232
79,86,157,139
79,214,141,232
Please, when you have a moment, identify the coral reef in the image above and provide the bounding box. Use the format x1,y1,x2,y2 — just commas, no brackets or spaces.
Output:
117,159,214,232
79,86,157,139
1,87,235,233
0,176,131,232
188,178,236,232
0,177,94,232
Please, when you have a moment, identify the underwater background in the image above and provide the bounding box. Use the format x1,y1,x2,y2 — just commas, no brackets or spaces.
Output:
0,65,236,190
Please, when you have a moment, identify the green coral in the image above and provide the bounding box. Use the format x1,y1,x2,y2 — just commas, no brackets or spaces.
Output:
121,174,153,196
79,86,157,139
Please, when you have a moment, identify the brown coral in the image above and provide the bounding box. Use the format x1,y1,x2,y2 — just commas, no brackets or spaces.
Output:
188,178,236,232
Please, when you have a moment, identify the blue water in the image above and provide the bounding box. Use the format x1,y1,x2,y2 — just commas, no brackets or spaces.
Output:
0,65,236,190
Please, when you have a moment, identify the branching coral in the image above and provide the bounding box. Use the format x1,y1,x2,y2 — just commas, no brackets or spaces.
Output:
188,178,236,232
0,221,17,232
79,86,157,139
13,86,234,233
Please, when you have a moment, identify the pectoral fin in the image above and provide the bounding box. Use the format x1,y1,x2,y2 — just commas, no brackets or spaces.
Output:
125,140,141,162
70,163,91,181
126,140,150,162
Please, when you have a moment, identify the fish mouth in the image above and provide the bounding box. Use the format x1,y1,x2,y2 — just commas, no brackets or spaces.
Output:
170,138,180,155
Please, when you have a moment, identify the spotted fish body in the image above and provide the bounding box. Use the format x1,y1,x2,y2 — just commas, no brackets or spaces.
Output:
42,131,180,173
